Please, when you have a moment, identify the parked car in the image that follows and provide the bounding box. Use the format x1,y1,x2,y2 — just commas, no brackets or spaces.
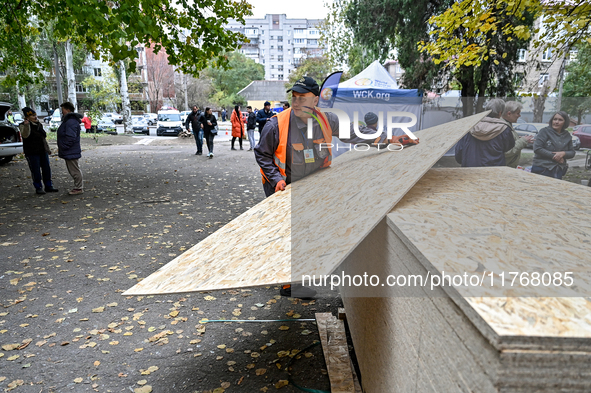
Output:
48,110,62,131
11,113,23,124
514,122,580,150
97,118,116,134
0,103,23,165
156,110,183,136
180,111,191,124
103,112,123,124
132,116,149,135
573,124,591,149
143,113,157,125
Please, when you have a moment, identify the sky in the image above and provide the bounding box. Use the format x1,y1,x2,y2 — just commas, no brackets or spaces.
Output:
245,0,331,20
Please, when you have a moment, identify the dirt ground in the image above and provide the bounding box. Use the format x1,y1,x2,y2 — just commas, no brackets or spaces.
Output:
0,135,342,393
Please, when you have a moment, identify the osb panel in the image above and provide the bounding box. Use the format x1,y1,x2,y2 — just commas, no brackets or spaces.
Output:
124,112,489,295
388,167,591,338
124,189,292,295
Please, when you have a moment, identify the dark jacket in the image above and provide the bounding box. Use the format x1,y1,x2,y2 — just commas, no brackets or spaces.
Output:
256,109,274,132
20,121,48,156
57,112,83,160
455,116,515,167
199,113,217,133
255,111,390,188
247,111,256,130
533,126,576,170
185,110,201,132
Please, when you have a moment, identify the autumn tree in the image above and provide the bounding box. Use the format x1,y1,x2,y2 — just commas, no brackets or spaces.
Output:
287,55,335,88
204,51,264,107
562,43,591,125
419,0,591,115
342,0,454,89
0,0,252,88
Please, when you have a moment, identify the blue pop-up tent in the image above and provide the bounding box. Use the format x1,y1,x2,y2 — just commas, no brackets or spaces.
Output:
333,60,423,132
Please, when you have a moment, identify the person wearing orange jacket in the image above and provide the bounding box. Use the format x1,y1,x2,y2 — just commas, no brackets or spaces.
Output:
254,76,403,298
230,105,244,150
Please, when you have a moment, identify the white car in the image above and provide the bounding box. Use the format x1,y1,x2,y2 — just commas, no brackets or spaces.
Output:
156,110,183,136
143,113,157,125
0,103,23,165
49,110,62,131
180,111,191,124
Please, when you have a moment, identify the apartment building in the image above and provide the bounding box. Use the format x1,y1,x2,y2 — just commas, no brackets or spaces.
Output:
514,17,579,94
227,14,324,81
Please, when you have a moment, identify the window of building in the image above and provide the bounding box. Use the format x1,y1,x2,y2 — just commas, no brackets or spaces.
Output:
278,46,283,51
288,40,290,44
94,68,102,77
542,48,552,61
288,30,291,36
517,49,527,62
308,39,317,45
278,74,284,80
539,73,549,86
271,45,274,49
271,74,275,78
75,83,87,93
278,65,284,71
569,50,578,61
278,56,283,61
262,30,264,34
309,30,317,35
262,40,264,44
278,36,283,42
295,28,304,34
294,39,304,44
396,64,402,73
287,48,291,52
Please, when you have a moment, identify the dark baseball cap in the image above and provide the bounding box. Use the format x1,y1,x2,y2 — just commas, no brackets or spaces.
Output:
287,76,320,96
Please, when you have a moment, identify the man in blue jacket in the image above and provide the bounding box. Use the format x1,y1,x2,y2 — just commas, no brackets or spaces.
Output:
255,101,274,133
56,102,84,195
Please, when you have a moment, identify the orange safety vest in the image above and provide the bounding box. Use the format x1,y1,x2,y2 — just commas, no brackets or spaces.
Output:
260,108,333,184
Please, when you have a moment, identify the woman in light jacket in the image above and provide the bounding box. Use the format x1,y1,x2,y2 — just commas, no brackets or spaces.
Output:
230,105,243,151
532,111,575,179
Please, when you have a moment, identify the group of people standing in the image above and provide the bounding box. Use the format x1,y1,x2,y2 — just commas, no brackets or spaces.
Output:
19,102,84,195
455,98,575,180
229,101,278,152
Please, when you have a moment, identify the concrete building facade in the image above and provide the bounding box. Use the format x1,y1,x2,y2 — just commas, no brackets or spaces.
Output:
227,14,324,81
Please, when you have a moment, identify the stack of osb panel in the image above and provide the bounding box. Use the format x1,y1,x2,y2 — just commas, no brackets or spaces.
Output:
339,167,591,392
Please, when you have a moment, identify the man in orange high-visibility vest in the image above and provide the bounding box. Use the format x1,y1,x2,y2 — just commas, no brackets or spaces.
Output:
254,76,405,298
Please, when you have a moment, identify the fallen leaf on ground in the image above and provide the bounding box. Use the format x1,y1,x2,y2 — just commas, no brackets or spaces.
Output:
256,368,267,376
134,385,153,393
275,380,289,388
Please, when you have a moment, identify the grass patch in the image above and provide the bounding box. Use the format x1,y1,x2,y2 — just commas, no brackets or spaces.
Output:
46,131,105,142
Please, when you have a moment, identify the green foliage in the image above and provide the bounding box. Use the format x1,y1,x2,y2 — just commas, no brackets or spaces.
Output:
204,51,264,106
562,43,591,124
419,1,591,70
82,68,121,117
319,0,376,76
341,0,454,89
287,55,335,87
0,0,253,87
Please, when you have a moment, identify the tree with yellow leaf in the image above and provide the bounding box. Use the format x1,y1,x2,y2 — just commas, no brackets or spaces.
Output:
419,0,591,115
